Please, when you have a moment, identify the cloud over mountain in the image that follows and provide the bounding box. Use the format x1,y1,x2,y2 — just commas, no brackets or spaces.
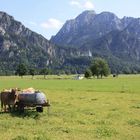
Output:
41,18,63,29
70,0,94,10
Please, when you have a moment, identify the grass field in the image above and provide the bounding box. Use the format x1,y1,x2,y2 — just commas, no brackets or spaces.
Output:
0,75,140,140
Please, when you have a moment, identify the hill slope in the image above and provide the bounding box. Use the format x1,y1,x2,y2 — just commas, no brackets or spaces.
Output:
0,11,57,74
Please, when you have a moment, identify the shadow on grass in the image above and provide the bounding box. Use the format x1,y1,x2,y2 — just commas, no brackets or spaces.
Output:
0,109,41,119
0,111,9,114
10,110,41,119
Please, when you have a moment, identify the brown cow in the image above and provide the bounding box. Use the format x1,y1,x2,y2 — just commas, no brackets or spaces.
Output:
0,89,18,112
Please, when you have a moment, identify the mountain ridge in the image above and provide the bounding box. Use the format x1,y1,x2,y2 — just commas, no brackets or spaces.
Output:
0,10,140,74
51,10,140,73
0,11,58,74
51,10,135,46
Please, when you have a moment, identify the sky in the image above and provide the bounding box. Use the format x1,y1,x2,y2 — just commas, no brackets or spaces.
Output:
0,0,140,39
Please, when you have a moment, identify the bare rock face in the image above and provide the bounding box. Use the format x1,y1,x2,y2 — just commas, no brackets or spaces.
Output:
51,11,124,46
0,11,56,51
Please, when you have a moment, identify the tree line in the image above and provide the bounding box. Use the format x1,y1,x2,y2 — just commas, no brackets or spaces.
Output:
15,63,51,79
7,57,139,78
15,57,110,79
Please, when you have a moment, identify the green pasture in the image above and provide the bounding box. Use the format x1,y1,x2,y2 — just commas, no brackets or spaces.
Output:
0,75,140,140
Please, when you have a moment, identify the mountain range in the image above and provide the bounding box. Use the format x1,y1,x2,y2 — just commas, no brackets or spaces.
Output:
0,10,140,75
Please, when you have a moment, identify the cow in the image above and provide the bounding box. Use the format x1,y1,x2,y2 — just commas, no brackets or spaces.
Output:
0,89,18,112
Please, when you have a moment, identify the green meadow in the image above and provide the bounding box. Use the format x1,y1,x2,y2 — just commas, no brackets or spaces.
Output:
0,75,140,140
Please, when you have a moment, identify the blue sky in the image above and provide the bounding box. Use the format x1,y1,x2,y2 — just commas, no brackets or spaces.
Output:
0,0,140,39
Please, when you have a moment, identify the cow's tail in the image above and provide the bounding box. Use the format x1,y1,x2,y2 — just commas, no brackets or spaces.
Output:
0,92,3,111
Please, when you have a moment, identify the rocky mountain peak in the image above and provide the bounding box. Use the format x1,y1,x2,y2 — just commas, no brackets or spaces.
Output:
75,10,96,21
98,11,118,19
121,16,135,27
95,11,123,30
51,10,124,46
0,11,14,20
0,11,15,29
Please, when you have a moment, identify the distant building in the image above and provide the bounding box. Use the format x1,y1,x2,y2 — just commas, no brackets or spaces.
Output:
75,75,84,80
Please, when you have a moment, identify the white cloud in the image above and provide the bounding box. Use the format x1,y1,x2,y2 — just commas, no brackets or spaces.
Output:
70,1,81,8
40,18,63,29
70,0,94,10
84,1,94,9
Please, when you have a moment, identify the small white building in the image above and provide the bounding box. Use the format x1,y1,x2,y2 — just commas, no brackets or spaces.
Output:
75,75,84,80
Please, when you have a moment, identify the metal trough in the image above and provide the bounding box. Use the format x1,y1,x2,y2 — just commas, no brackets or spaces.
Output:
17,91,50,112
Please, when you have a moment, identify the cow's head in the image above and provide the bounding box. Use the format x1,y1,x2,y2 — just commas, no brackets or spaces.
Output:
10,89,19,103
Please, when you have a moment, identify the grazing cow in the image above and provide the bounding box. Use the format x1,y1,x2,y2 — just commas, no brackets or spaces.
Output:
0,89,18,112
